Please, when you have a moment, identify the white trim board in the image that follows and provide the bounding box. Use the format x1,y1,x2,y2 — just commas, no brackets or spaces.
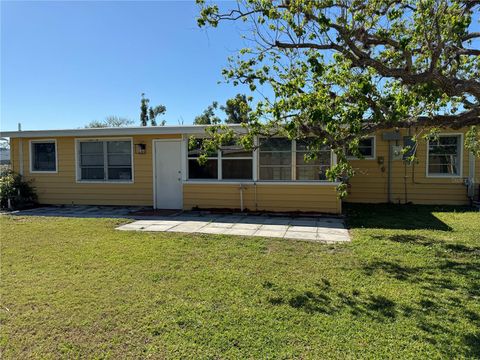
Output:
29,139,58,174
74,137,135,184
425,133,464,179
1,124,246,138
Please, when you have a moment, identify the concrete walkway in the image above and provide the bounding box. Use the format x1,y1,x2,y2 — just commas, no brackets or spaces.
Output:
6,205,349,243
117,214,350,243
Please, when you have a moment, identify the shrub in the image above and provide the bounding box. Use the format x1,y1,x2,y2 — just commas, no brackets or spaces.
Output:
0,170,37,209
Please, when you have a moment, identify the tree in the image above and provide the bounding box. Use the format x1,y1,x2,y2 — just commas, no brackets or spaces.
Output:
197,0,480,194
221,94,252,124
85,116,134,128
194,101,222,125
140,93,167,126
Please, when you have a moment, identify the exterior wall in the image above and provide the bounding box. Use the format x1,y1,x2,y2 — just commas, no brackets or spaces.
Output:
183,183,341,214
10,134,180,206
346,128,476,205
8,126,478,211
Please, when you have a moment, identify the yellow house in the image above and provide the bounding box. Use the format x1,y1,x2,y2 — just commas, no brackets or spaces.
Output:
1,125,479,214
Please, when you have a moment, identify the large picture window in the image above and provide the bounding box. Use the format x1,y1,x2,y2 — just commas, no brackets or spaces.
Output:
187,139,218,179
259,138,292,180
77,139,132,182
30,140,57,172
221,143,253,180
427,135,462,177
187,139,253,180
296,139,331,180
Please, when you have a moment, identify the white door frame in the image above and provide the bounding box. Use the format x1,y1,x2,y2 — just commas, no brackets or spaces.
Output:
152,139,184,209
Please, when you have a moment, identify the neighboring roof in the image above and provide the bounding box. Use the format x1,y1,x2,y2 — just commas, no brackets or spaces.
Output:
0,124,245,138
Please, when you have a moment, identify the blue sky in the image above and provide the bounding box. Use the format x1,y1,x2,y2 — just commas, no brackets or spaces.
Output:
1,1,258,130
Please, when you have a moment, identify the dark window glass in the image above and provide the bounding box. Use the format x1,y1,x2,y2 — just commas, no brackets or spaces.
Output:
188,139,217,158
260,138,291,151
79,140,132,181
222,159,253,179
81,167,104,180
188,159,218,179
428,136,460,176
32,142,56,171
259,167,291,180
347,137,374,158
108,167,132,180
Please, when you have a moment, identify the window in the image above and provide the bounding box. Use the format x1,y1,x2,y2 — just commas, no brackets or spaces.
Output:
30,140,57,172
347,136,375,159
427,135,462,177
77,139,132,182
296,139,331,180
188,139,218,179
187,139,253,180
259,138,292,180
221,143,252,180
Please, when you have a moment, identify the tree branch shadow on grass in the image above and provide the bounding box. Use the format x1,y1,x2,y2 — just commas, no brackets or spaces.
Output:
262,234,480,357
343,204,475,231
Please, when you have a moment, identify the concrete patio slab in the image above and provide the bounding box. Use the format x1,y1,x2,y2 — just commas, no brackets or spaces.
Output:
6,205,350,243
115,214,350,243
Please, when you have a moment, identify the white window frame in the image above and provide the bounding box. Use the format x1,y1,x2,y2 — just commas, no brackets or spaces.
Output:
346,136,376,160
29,139,58,174
186,138,254,181
294,139,333,182
184,136,336,183
186,139,219,180
258,137,334,182
426,133,463,179
74,137,134,184
258,137,294,181
220,145,254,181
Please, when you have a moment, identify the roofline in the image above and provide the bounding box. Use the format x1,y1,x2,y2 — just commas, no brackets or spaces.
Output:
0,124,246,138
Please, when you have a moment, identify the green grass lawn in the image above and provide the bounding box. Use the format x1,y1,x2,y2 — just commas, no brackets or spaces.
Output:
1,205,479,359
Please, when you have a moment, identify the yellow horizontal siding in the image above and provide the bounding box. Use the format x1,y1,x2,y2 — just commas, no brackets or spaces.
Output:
9,127,477,210
11,134,180,206
183,183,341,214
346,128,474,205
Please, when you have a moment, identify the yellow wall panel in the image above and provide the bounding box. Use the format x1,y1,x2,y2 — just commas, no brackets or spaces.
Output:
10,134,179,206
183,183,341,214
345,128,475,205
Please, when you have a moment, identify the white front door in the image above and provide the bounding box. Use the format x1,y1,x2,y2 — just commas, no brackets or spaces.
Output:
154,140,183,209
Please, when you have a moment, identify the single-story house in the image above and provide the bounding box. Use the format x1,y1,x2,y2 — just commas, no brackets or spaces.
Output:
1,125,478,214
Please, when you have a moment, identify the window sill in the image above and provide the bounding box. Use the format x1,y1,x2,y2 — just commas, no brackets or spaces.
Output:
184,180,340,186
425,174,463,179
76,180,134,184
346,156,376,161
30,170,58,174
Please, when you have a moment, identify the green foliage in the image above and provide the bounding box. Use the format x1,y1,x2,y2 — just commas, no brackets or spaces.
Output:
140,93,167,126
465,126,480,156
196,0,480,196
193,101,221,125
221,93,252,123
0,170,37,209
85,116,134,128
194,94,252,125
1,206,479,357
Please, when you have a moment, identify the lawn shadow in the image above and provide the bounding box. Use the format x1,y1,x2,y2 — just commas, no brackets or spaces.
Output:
265,280,398,322
344,204,474,231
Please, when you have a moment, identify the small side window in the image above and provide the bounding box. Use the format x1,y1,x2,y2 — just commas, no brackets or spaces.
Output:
31,140,57,172
427,135,462,177
347,137,375,159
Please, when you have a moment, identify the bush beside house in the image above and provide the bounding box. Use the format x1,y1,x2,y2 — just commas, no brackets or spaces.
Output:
0,170,37,209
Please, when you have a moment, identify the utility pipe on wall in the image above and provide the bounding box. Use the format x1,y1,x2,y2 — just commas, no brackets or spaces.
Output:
239,184,244,212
